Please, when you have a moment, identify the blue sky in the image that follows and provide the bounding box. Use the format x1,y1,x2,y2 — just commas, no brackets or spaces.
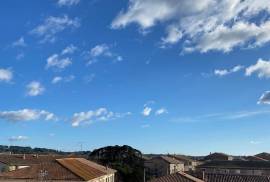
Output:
1,0,270,155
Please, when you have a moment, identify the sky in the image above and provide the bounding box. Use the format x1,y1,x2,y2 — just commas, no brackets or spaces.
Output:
1,0,270,156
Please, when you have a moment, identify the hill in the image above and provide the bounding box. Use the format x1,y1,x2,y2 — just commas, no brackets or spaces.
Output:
0,145,89,155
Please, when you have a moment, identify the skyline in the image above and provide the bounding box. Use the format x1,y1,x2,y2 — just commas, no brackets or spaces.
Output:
1,0,270,155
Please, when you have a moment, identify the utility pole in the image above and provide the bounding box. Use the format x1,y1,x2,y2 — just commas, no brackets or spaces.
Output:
144,168,146,182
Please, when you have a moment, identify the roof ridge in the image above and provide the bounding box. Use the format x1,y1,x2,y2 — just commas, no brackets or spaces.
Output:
177,171,205,182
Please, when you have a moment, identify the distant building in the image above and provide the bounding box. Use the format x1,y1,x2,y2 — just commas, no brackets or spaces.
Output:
245,155,268,162
0,158,116,182
202,173,270,182
147,171,204,182
255,152,270,161
204,153,233,161
197,160,270,176
169,155,201,171
145,156,185,178
0,154,85,172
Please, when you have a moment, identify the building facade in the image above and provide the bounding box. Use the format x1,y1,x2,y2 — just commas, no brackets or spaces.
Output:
145,156,184,178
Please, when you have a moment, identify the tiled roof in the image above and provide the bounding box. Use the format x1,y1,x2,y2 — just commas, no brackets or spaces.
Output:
256,153,270,161
159,156,183,164
148,171,204,182
0,154,79,166
198,160,270,169
204,173,270,182
0,158,116,181
0,161,83,181
246,155,268,161
170,155,196,163
56,158,116,181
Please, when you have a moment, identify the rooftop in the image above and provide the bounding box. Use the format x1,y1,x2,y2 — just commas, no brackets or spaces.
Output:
148,171,204,182
198,160,270,170
170,155,196,163
204,173,270,182
0,158,116,181
159,156,183,164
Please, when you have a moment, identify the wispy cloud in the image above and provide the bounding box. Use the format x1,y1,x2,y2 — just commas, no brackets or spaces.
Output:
83,74,95,83
155,108,168,115
141,124,150,128
61,44,77,55
246,58,270,78
250,140,263,145
142,107,152,117
258,91,270,105
84,44,123,65
8,136,29,142
51,75,75,84
0,68,13,83
16,53,25,60
0,109,56,122
12,37,27,47
57,0,80,7
171,110,270,123
46,54,72,70
31,15,80,43
71,108,131,127
214,65,244,76
26,81,45,96
142,101,168,117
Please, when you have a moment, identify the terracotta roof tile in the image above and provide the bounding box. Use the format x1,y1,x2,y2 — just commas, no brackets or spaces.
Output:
204,173,270,182
56,158,116,181
0,161,83,181
0,157,116,181
148,171,204,182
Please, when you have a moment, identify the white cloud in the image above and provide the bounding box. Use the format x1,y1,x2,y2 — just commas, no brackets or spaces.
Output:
31,15,80,43
246,59,270,78
0,69,13,82
0,109,56,122
71,108,131,127
90,44,110,57
161,25,183,46
142,107,152,117
26,81,45,96
8,136,29,142
61,44,77,55
258,91,270,104
155,108,168,115
51,75,75,84
214,65,244,76
189,21,270,53
12,37,26,47
85,44,122,65
171,110,270,123
46,54,72,70
112,0,270,53
57,0,80,6
52,76,62,84
142,101,167,117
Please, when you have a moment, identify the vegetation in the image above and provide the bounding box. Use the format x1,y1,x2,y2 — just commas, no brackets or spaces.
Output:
0,145,89,155
89,145,145,182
